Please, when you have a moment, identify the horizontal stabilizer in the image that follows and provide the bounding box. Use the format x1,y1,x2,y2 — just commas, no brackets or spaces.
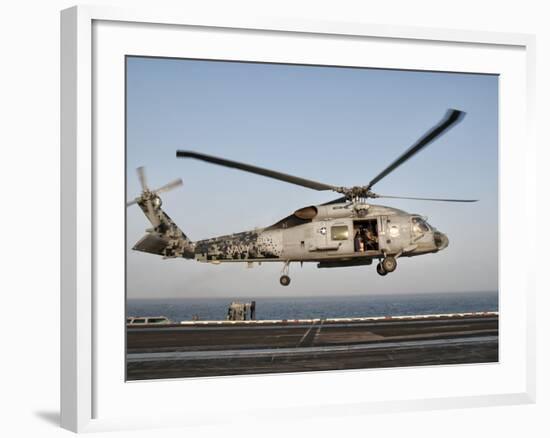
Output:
133,233,171,256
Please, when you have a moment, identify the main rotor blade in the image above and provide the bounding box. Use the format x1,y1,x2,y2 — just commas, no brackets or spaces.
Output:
367,109,465,190
322,194,478,205
126,198,139,207
154,178,183,194
376,194,478,202
177,150,337,191
136,166,148,191
322,196,348,205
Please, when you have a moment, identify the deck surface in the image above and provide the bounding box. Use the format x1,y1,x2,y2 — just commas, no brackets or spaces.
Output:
126,313,498,380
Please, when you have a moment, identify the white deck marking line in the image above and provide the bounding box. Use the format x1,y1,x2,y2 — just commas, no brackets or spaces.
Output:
127,335,498,362
313,319,325,342
136,316,497,332
297,320,318,347
176,312,499,326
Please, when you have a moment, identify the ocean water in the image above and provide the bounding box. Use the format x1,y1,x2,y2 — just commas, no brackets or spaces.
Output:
127,291,498,322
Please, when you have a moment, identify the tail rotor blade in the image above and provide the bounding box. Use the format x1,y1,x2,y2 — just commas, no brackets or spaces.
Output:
128,168,183,208
154,178,183,194
137,166,149,191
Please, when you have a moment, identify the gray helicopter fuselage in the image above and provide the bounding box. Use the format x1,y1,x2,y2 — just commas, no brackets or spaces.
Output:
192,202,449,266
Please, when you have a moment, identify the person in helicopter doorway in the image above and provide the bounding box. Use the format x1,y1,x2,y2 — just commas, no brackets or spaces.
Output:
354,230,364,252
365,224,378,250
360,227,369,251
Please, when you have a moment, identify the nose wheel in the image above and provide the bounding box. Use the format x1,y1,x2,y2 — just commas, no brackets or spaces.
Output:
280,261,291,286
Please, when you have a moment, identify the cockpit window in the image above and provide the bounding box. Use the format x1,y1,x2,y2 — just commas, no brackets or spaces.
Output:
412,217,430,234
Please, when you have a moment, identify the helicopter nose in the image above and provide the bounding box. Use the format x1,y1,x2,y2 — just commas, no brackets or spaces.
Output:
434,231,449,250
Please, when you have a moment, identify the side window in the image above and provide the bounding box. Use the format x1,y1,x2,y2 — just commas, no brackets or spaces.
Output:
331,225,349,241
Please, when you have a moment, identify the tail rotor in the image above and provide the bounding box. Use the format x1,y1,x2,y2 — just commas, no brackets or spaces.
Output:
127,167,183,207
127,167,193,259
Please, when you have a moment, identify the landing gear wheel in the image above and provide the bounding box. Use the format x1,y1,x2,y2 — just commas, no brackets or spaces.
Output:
382,256,397,273
376,263,388,276
280,275,291,286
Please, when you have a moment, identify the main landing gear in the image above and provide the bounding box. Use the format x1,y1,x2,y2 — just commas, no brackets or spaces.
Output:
376,263,388,276
280,261,291,286
376,255,397,276
280,275,291,286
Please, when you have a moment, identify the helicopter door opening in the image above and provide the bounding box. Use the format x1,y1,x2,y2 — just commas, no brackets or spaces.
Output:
352,219,379,252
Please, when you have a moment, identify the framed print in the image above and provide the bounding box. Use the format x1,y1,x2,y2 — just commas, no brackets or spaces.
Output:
61,5,536,433
124,59,500,382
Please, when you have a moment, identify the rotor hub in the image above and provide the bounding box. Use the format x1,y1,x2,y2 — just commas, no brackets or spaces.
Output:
335,186,377,200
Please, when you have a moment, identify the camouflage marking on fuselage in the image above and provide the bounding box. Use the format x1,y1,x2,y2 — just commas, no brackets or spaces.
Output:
194,228,283,262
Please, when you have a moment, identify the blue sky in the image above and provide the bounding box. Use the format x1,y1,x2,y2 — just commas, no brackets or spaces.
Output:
126,57,498,298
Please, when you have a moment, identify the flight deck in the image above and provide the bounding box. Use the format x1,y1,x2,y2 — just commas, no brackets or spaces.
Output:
126,312,498,380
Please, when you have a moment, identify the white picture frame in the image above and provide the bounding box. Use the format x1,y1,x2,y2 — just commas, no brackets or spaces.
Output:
60,5,536,433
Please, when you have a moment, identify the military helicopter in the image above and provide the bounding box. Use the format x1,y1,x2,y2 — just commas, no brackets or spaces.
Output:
128,108,477,286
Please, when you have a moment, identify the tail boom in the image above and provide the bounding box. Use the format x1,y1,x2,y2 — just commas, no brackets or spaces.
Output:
133,195,195,259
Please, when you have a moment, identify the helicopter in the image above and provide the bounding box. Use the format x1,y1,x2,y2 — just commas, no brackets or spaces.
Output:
127,108,477,286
